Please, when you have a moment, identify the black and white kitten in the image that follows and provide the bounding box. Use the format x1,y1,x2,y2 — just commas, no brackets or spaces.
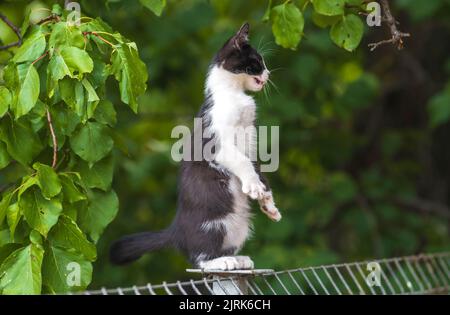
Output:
110,23,281,271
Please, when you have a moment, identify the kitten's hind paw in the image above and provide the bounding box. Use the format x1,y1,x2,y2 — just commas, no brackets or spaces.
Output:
199,256,254,271
234,256,254,269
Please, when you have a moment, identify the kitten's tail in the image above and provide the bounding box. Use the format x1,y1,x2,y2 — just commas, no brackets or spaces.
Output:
109,229,172,265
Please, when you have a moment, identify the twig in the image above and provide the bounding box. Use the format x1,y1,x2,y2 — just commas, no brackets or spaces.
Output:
0,12,22,50
46,109,58,168
37,14,61,25
31,50,49,65
368,0,410,51
83,31,116,48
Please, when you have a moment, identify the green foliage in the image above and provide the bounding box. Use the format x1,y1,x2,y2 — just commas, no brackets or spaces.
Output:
330,14,364,52
140,0,167,17
0,4,147,294
312,0,345,16
264,0,366,51
271,2,304,49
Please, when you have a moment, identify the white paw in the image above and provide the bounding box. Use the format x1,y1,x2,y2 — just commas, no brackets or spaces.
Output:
241,176,266,200
234,256,254,269
259,192,282,222
198,256,254,271
199,257,240,271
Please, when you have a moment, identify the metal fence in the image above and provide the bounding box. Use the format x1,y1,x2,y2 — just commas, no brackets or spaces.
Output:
80,252,450,295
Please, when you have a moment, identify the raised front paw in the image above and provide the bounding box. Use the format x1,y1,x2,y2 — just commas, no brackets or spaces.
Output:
259,191,282,222
241,176,266,200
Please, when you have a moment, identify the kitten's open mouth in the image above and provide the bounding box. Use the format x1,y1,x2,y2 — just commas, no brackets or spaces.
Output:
254,77,264,86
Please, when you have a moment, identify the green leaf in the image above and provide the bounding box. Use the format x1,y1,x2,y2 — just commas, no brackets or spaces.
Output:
17,175,38,199
48,215,96,261
28,99,46,132
60,78,86,119
60,174,86,203
0,243,22,264
271,2,305,49
94,100,117,126
0,190,14,227
330,14,364,51
19,187,62,237
109,44,148,112
87,58,109,89
312,11,341,28
6,203,20,241
0,87,11,118
140,0,166,16
15,63,40,118
30,230,43,245
0,118,43,166
82,79,100,119
0,244,44,294
77,155,114,191
48,22,85,49
12,27,46,63
79,189,119,242
59,46,94,76
33,163,62,199
312,0,345,16
81,79,99,103
428,88,450,128
49,103,81,139
0,142,11,170
48,54,71,81
42,245,92,293
70,122,114,164
0,229,10,247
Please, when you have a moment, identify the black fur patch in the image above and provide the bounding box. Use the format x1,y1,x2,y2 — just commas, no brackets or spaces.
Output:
214,23,265,75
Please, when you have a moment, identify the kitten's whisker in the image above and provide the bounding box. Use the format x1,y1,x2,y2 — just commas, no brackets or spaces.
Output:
259,48,277,56
260,40,275,52
268,67,285,73
257,36,265,51
263,84,272,104
267,78,280,95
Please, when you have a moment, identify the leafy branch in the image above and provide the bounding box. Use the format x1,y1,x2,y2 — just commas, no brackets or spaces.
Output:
0,5,147,294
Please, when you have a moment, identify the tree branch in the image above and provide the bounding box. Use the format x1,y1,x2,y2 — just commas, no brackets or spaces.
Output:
0,12,22,50
46,109,58,169
37,14,61,25
368,0,410,51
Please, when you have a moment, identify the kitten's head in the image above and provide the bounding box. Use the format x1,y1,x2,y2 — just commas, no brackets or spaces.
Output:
214,23,269,92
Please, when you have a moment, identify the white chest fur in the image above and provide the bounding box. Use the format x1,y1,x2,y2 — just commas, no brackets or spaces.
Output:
206,66,257,159
199,66,257,252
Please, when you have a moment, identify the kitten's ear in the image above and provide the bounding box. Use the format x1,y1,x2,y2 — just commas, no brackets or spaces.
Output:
233,22,250,50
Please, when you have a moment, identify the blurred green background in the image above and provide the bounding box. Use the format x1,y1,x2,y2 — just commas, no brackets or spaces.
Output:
0,0,449,289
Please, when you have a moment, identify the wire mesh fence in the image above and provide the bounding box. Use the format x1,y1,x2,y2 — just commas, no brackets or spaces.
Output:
81,252,449,295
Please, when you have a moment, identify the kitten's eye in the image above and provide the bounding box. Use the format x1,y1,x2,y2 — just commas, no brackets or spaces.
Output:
245,67,252,74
